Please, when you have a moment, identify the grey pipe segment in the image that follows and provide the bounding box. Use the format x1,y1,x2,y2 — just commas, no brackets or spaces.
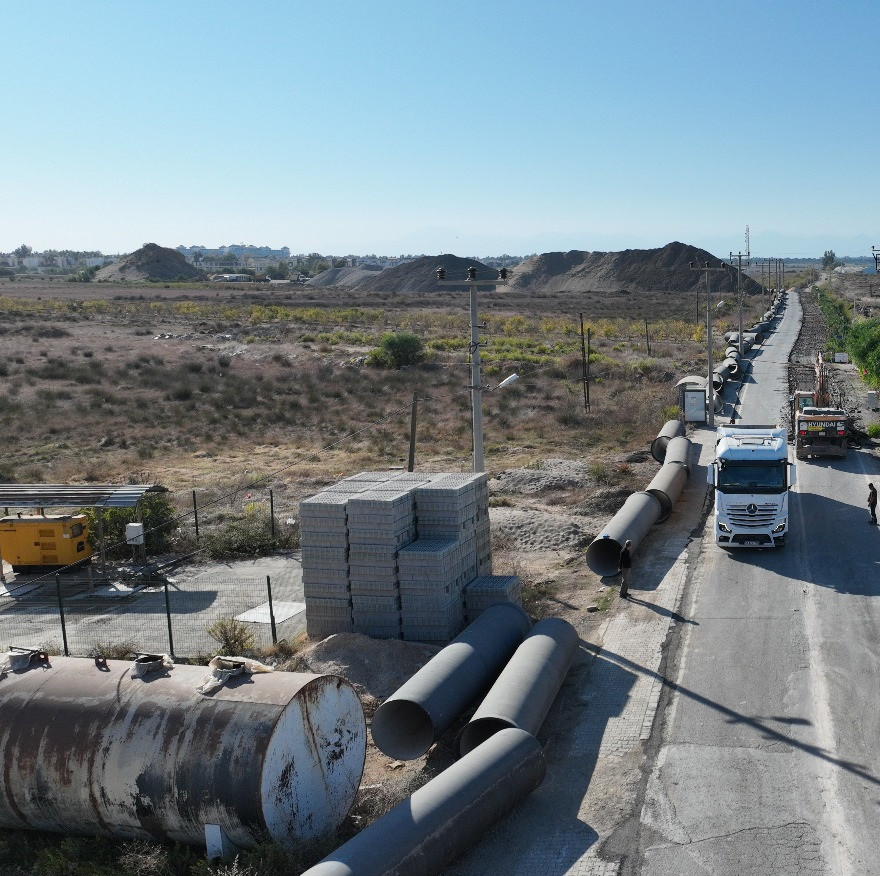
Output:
663,435,692,473
586,491,662,576
371,602,532,761
646,462,689,522
300,728,546,876
650,419,685,463
457,617,580,757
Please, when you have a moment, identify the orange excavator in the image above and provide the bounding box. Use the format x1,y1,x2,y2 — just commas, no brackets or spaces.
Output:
792,352,848,460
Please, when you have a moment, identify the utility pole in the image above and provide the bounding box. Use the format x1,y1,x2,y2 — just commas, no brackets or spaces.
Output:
579,313,591,413
436,265,509,472
690,260,728,428
729,246,751,359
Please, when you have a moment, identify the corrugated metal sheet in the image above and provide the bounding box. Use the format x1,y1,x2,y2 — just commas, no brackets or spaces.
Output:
0,484,166,509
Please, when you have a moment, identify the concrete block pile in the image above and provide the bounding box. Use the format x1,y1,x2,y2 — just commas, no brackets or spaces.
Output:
301,471,520,643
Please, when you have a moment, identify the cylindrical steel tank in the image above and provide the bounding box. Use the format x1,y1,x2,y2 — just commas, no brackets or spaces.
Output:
0,657,366,849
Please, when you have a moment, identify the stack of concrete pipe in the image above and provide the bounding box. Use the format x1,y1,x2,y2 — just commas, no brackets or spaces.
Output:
586,427,693,576
371,602,533,761
302,609,580,876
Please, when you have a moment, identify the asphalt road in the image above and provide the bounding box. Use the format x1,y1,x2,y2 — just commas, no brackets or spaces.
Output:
639,292,878,874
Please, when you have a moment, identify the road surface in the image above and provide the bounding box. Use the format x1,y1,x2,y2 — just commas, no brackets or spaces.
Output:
638,290,879,874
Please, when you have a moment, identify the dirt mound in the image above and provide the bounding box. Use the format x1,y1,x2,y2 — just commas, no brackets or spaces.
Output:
94,243,204,283
308,265,384,287
355,255,496,294
298,632,440,699
489,459,594,495
509,241,764,298
490,507,592,551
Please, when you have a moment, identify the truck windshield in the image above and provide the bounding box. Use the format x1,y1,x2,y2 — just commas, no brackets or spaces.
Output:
717,462,786,492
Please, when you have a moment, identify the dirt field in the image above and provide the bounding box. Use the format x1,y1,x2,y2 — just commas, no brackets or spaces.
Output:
0,271,830,873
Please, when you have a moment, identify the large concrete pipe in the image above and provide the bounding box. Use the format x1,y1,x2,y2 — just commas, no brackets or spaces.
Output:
724,334,753,352
586,491,662,576
743,331,762,345
650,419,685,463
724,347,741,361
300,728,545,876
0,657,366,849
663,435,692,474
457,617,579,757
720,356,740,378
372,602,532,760
646,462,689,522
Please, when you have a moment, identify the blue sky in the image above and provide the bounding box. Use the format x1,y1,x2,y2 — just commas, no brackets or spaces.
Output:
3,0,877,259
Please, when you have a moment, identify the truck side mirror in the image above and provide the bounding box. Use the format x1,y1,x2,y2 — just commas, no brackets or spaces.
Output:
707,465,715,486
788,463,797,488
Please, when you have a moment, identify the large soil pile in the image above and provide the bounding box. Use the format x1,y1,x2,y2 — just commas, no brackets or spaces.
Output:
508,241,764,298
94,243,204,283
354,255,496,294
308,265,384,287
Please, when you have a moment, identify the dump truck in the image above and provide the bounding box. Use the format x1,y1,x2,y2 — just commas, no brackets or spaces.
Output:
708,425,796,547
0,514,92,571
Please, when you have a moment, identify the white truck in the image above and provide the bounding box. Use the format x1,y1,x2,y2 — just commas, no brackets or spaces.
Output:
708,425,796,547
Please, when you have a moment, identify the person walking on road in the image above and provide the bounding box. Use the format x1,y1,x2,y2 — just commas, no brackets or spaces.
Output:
619,540,632,598
869,483,877,525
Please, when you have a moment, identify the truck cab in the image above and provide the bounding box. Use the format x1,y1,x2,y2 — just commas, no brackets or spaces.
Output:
708,425,796,547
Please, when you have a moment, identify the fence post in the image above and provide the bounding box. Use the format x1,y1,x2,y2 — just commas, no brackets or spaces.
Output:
269,489,275,539
192,490,200,540
55,574,69,657
163,580,175,657
266,575,278,645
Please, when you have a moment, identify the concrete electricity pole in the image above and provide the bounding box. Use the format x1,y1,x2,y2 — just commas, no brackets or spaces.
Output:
729,246,751,359
690,260,728,428
436,265,509,472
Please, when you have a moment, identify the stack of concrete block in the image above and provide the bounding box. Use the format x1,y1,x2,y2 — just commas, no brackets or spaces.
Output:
397,536,467,642
464,574,522,623
300,469,497,643
414,472,491,579
347,487,416,639
300,493,354,638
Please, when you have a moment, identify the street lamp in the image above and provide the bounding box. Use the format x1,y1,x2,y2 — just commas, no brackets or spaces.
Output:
436,266,510,472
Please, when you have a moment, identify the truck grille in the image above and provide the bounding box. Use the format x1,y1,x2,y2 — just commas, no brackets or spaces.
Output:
726,502,780,527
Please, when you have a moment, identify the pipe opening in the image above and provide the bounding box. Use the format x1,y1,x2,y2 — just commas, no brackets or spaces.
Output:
585,537,622,578
458,717,514,758
371,698,435,761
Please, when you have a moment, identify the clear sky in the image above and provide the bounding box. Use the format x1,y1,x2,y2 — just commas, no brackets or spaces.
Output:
3,0,877,259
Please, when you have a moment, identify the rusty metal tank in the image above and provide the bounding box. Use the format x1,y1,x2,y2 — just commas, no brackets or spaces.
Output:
0,656,366,849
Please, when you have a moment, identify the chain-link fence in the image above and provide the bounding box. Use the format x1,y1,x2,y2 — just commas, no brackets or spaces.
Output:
0,572,304,658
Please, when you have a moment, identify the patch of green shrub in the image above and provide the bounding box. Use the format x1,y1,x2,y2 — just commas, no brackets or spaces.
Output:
367,332,425,368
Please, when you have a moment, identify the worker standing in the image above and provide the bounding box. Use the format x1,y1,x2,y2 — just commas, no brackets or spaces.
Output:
619,540,632,599
868,483,877,525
